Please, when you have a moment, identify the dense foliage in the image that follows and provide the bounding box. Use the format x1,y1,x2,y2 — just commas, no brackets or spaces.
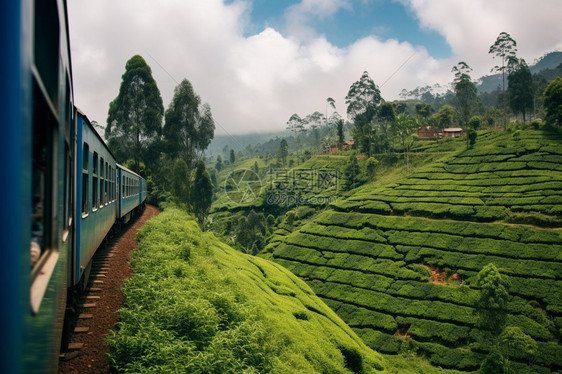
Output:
106,55,164,172
107,208,385,373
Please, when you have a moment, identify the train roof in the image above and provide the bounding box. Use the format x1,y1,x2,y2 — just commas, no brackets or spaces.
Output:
116,163,143,179
75,106,116,160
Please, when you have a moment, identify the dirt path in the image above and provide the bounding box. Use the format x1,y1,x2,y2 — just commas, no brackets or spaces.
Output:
58,205,159,374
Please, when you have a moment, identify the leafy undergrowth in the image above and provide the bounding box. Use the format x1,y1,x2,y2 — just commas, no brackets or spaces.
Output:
106,208,385,373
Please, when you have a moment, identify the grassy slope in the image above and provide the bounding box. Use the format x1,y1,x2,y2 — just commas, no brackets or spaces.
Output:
107,208,387,373
266,130,562,373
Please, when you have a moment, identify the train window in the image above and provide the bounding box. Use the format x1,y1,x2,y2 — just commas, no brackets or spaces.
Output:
100,158,104,207
62,143,70,241
112,167,115,201
105,162,109,204
33,0,60,108
82,143,89,216
30,79,60,314
93,152,98,210
109,166,113,202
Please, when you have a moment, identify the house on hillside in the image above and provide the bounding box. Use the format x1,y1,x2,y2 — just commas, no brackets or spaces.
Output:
328,139,355,153
443,128,464,138
417,126,441,139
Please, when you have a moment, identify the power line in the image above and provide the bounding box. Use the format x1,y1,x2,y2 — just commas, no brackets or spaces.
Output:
147,53,246,154
380,52,416,88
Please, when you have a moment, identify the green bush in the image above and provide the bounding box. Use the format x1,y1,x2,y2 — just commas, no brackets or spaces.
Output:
108,208,385,373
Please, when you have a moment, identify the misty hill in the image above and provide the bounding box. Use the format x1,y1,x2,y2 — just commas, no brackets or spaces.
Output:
206,131,289,157
477,51,562,93
265,129,562,373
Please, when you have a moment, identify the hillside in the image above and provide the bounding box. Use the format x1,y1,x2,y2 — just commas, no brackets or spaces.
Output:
106,208,386,373
265,129,562,372
476,51,562,93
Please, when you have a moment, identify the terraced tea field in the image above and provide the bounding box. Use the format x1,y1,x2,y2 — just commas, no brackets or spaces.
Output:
335,130,562,226
267,130,562,372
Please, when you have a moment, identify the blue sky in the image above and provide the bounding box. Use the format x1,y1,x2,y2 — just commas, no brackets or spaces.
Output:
241,0,452,58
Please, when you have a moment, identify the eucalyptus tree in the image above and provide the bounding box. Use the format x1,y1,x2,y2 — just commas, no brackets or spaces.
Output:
278,138,288,166
106,55,164,172
392,113,416,169
345,71,383,121
286,113,306,157
507,58,533,121
452,61,477,146
489,32,518,93
304,111,325,148
163,79,215,171
326,97,336,125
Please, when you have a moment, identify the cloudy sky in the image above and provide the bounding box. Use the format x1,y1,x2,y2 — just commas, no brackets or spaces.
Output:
68,0,562,135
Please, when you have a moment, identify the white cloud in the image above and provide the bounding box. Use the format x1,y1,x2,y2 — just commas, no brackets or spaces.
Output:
68,0,562,135
398,0,562,78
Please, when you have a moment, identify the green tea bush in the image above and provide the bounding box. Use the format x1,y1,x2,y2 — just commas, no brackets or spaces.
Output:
108,208,385,373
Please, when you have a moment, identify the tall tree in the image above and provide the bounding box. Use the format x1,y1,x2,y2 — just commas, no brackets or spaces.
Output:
326,97,336,126
336,119,345,151
507,58,533,121
215,155,223,172
106,55,164,172
163,79,215,171
286,113,306,157
191,160,214,227
452,61,478,146
278,138,288,166
304,111,324,148
489,32,518,93
172,158,189,207
543,77,562,130
392,113,416,169
345,71,383,121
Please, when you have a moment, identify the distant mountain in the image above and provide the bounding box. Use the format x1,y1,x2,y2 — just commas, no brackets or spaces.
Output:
206,130,289,157
531,51,562,73
477,51,562,93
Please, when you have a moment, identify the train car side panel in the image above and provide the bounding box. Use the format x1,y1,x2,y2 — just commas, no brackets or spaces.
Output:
75,112,116,285
0,0,31,371
117,164,141,220
0,0,76,372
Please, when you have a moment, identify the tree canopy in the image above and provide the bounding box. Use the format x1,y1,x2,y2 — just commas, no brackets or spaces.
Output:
106,55,164,172
544,76,562,129
345,71,382,120
163,79,215,171
489,32,518,92
507,58,533,121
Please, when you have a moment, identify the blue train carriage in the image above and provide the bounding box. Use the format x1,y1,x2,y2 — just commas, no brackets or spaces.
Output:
75,109,117,289
0,0,75,372
117,164,144,224
141,173,148,205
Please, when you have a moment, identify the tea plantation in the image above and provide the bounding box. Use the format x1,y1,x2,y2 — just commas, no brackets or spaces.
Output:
335,130,562,227
267,130,562,372
107,208,387,373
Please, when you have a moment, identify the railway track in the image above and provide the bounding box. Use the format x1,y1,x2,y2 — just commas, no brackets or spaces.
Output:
58,205,159,373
